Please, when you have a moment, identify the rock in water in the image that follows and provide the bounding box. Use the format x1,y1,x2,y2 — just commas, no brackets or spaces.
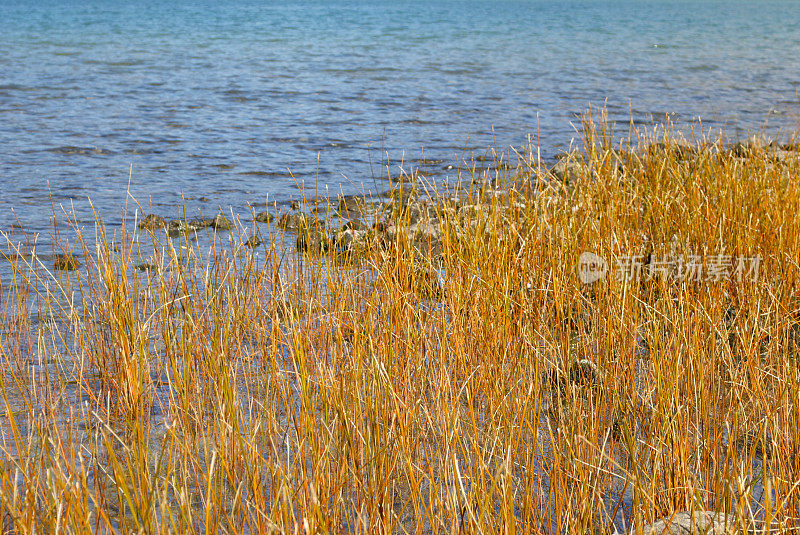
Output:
343,219,368,231
167,220,201,237
244,236,261,248
138,214,166,230
296,224,329,254
333,228,369,256
633,511,736,535
211,213,232,230
189,216,213,228
255,211,272,223
53,253,80,271
278,212,313,232
569,358,604,391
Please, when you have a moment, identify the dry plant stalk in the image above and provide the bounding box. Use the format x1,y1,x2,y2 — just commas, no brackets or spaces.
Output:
1,115,799,534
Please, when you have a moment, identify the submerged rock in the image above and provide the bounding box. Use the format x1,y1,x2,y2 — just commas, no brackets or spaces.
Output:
333,228,370,255
255,210,273,223
569,358,604,391
343,219,368,232
632,511,736,535
188,216,213,228
138,214,166,230
553,357,605,399
211,213,232,230
295,222,329,254
53,253,80,271
277,212,311,232
167,220,201,238
244,236,261,248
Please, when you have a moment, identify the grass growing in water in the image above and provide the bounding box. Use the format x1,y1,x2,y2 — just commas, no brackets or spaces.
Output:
1,116,800,533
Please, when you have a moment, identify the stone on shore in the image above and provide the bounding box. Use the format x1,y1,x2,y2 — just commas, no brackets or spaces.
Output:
295,221,329,254
277,212,312,232
244,236,261,248
549,155,590,185
333,228,370,255
167,220,194,237
255,210,273,223
138,214,167,230
632,511,736,535
569,358,604,392
188,216,213,228
53,253,80,271
211,213,232,230
647,141,696,160
731,135,775,156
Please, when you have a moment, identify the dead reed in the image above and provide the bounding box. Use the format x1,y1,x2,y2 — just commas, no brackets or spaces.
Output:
1,115,799,533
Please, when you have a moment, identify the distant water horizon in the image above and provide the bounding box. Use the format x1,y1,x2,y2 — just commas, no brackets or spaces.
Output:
1,0,799,238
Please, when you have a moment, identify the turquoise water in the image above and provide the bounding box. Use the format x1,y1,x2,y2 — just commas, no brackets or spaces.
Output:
1,0,799,233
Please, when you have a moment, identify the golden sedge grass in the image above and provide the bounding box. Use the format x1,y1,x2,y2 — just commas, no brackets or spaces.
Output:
1,115,800,534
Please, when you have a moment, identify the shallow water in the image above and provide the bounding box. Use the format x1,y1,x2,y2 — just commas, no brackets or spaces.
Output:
1,0,799,243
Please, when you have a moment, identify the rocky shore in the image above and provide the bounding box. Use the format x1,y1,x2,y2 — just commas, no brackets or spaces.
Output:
134,134,800,270
2,132,799,533
129,135,799,533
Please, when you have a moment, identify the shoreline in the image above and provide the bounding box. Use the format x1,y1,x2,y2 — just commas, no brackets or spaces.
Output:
1,124,800,532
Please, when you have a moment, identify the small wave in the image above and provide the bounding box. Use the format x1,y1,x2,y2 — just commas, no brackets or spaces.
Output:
107,60,144,67
47,146,113,155
0,84,33,91
222,90,259,103
322,67,400,74
83,59,143,67
687,64,718,72
434,68,478,75
239,171,305,179
402,119,441,125
411,158,445,166
124,148,164,155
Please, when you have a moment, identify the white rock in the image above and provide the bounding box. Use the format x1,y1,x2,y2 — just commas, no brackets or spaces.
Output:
631,511,737,535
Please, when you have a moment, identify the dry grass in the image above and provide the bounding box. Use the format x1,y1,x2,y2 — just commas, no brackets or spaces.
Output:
1,115,800,533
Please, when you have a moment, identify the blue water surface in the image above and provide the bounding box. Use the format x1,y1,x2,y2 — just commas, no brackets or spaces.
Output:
1,0,799,234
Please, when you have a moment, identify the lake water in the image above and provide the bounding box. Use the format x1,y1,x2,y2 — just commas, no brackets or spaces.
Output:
1,0,799,239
